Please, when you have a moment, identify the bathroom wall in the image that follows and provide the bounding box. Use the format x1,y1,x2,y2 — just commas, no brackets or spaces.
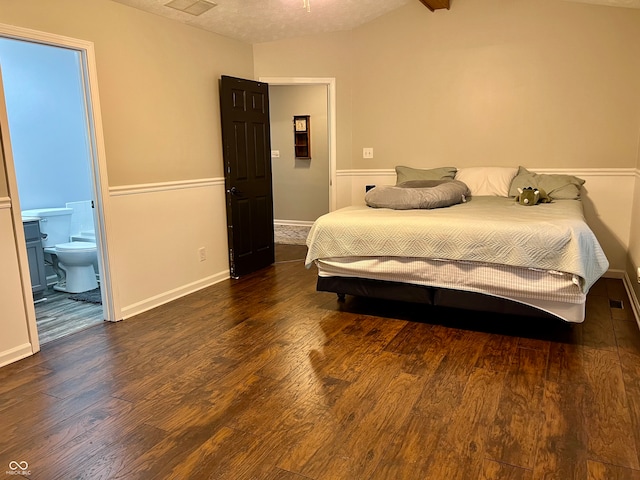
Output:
0,38,93,211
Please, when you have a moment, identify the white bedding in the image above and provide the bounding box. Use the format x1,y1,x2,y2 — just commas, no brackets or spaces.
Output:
305,197,609,292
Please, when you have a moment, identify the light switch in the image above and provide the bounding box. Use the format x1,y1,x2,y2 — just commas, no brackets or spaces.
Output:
363,148,374,159
271,150,280,158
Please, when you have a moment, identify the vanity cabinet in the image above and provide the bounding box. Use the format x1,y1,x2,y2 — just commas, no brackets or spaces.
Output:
23,219,47,300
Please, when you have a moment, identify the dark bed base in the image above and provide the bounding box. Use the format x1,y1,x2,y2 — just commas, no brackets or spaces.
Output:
316,276,562,321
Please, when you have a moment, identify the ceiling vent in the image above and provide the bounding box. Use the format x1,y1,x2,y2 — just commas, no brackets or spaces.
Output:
418,0,450,11
165,0,217,16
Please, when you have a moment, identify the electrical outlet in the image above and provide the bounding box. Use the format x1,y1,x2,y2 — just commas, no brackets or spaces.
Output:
199,247,206,262
637,266,640,283
363,147,374,159
271,150,280,158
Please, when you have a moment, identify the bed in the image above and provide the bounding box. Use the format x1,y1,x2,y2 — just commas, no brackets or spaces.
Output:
304,166,609,323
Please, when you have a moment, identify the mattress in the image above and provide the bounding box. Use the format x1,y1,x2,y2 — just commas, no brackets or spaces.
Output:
316,257,584,304
305,197,609,292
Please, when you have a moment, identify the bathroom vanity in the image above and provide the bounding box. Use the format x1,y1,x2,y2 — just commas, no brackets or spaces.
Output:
23,217,47,300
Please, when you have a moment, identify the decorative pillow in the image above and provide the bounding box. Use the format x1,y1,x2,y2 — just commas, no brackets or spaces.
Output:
454,167,518,197
508,166,585,200
395,166,457,185
365,180,470,210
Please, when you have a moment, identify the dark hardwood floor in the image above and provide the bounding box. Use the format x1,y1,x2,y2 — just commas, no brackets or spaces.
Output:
1,245,639,479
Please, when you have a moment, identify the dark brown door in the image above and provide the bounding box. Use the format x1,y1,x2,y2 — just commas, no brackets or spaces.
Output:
219,75,274,278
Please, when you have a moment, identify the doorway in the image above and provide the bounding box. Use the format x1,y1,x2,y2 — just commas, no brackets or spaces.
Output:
260,77,336,247
0,23,118,348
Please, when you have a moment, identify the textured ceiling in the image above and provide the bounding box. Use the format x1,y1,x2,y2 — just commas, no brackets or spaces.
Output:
111,0,413,44
110,0,640,44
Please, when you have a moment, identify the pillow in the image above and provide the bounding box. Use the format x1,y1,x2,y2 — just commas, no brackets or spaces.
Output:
398,179,451,188
454,167,518,197
365,180,470,210
395,166,457,185
508,166,585,200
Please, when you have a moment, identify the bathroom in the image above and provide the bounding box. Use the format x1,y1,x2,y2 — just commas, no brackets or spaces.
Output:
0,37,104,343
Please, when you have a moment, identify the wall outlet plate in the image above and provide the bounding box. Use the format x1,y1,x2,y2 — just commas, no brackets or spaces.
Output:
363,147,374,159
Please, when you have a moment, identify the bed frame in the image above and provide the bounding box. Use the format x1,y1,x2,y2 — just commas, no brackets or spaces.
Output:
317,275,566,321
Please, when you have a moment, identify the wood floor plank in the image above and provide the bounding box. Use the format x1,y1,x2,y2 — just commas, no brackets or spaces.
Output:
485,347,548,470
533,379,589,479
582,348,640,469
277,351,413,477
310,371,426,479
619,350,640,470
481,459,533,480
546,342,588,384
586,460,640,480
416,367,504,479
475,333,519,372
1,396,135,478
581,295,618,351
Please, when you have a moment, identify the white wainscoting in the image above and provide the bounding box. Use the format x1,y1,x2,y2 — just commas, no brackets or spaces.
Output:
336,168,635,274
109,178,230,320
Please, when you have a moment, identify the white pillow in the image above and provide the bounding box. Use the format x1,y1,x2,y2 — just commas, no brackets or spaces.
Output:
454,167,518,197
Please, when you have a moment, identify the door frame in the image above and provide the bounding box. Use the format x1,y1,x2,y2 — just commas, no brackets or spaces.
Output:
259,77,337,212
0,23,120,349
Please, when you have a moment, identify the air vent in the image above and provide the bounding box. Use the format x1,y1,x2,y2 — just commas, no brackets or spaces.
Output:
165,0,217,16
610,299,624,309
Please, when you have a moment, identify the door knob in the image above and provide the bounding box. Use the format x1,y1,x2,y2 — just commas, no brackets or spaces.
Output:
227,186,241,196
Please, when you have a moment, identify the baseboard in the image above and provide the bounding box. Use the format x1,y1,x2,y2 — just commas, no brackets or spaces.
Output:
274,219,315,227
622,273,640,331
0,343,34,368
120,270,230,320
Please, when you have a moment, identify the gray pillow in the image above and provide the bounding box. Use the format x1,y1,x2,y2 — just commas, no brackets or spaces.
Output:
395,166,457,185
366,180,470,210
508,166,585,200
398,179,451,188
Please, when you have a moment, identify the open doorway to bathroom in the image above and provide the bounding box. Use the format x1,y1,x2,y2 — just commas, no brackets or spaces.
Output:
0,37,106,344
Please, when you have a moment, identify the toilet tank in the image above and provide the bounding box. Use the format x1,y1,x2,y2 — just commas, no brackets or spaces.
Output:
21,208,73,247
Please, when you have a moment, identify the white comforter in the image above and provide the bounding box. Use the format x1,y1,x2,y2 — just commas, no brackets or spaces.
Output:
305,197,609,291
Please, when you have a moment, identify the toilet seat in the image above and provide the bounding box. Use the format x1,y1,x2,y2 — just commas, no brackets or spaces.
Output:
44,241,97,254
55,241,97,252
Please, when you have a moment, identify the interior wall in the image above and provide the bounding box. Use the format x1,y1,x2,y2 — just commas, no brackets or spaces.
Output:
254,0,640,172
0,0,253,185
254,31,353,171
0,38,93,210
350,0,640,170
269,84,329,222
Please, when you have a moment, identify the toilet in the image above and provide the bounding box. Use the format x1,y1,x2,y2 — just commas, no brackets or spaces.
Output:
21,207,98,294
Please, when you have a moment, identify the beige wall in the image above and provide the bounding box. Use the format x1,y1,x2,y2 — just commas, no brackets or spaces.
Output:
0,0,254,185
270,85,329,221
254,31,353,170
255,0,640,171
